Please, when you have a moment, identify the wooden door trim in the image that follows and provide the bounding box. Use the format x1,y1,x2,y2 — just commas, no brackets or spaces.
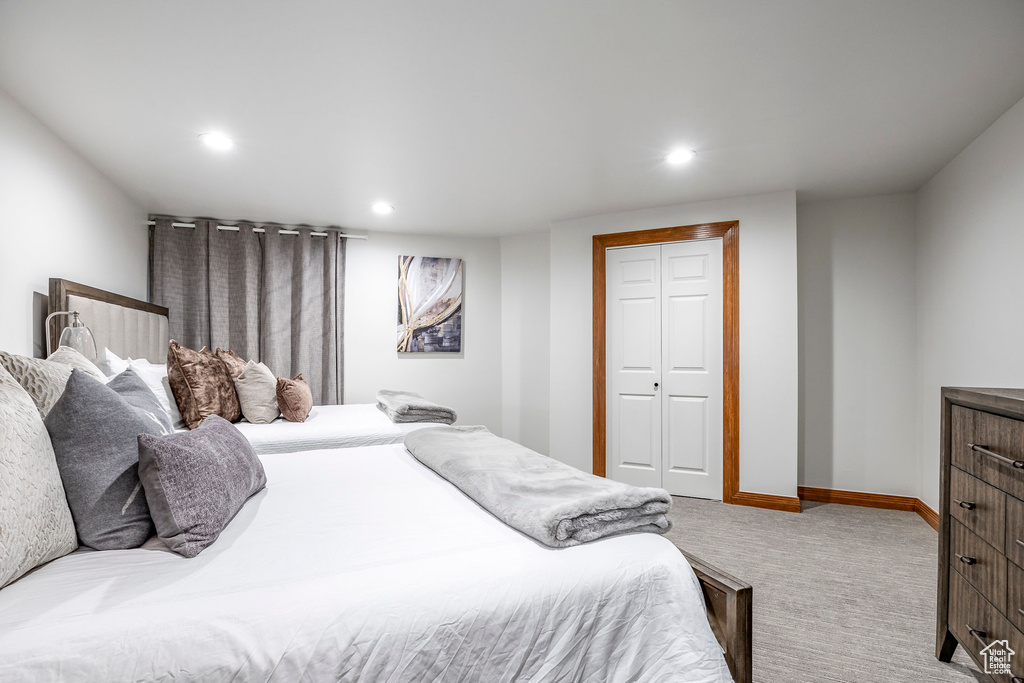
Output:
593,221,741,503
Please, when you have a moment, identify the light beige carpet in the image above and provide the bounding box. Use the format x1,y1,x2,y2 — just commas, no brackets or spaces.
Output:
665,498,986,682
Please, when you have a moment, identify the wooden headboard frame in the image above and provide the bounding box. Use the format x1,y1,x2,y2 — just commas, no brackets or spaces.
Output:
47,278,169,357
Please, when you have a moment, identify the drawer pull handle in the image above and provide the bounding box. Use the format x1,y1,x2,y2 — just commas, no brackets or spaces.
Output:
953,498,976,510
1013,678,1024,683
968,625,988,643
968,443,1024,469
955,553,977,565
1016,538,1024,551
1019,608,1024,618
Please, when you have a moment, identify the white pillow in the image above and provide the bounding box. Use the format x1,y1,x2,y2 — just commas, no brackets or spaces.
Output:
0,350,74,418
0,364,77,588
48,345,108,383
234,360,280,424
127,358,185,430
96,347,129,379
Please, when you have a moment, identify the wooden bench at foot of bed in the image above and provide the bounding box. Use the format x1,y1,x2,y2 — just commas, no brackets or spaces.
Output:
682,551,752,683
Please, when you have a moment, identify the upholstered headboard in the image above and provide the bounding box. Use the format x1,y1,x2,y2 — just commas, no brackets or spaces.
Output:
48,279,169,364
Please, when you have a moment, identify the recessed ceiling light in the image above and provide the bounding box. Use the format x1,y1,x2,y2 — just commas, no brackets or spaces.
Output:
372,201,394,215
665,148,696,165
199,132,234,151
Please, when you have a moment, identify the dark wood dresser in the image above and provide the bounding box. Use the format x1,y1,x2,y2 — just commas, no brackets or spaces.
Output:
938,388,1024,681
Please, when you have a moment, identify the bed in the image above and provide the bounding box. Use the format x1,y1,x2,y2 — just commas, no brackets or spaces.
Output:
232,403,431,454
39,277,753,682
1,445,729,681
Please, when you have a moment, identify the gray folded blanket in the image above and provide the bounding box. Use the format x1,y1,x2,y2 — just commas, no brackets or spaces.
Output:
376,390,457,424
404,425,671,547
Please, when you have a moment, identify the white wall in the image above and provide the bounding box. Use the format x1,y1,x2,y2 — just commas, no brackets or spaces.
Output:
0,87,147,357
547,191,799,498
916,94,1024,511
344,231,503,432
798,194,919,497
500,232,550,453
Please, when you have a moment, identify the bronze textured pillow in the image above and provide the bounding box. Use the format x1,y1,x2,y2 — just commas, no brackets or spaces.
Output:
215,348,247,381
276,374,312,422
166,340,241,429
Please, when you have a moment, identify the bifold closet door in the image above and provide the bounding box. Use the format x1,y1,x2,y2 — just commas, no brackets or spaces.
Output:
607,245,663,489
606,238,724,500
660,239,723,500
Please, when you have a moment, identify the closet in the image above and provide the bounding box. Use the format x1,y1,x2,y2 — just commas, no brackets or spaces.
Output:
606,238,724,499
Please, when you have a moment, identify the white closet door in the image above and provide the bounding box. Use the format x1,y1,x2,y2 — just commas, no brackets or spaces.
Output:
606,245,662,489
661,238,723,500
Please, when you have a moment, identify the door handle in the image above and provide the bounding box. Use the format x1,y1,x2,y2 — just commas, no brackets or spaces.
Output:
654,382,659,390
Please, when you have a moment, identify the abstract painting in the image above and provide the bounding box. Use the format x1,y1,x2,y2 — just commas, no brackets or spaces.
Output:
397,255,463,352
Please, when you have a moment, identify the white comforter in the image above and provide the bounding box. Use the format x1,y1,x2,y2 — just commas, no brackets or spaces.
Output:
0,445,731,682
232,403,433,454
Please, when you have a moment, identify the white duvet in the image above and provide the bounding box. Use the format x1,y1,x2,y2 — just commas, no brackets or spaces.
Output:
232,403,433,454
0,445,731,682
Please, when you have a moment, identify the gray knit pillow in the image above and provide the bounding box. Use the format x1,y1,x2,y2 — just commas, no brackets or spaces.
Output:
0,364,77,588
44,369,169,550
138,416,267,558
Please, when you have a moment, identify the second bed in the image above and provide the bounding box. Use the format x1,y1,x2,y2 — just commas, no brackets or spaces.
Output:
232,402,435,454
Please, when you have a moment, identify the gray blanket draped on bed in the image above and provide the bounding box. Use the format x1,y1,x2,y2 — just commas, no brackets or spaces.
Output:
377,390,456,424
404,425,671,547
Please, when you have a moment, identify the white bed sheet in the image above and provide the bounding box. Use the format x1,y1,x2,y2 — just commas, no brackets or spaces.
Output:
0,445,730,682
232,403,433,454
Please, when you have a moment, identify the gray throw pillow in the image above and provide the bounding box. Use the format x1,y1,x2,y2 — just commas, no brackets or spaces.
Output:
234,360,280,424
138,415,267,558
44,369,170,550
108,367,174,435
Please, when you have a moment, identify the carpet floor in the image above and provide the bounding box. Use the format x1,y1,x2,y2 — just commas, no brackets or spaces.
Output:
664,498,987,682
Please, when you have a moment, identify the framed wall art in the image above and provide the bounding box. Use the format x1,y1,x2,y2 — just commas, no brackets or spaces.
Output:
397,255,463,353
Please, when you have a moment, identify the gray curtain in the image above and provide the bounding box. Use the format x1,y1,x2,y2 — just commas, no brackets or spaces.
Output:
151,217,210,348
261,227,343,405
150,218,345,405
208,222,261,362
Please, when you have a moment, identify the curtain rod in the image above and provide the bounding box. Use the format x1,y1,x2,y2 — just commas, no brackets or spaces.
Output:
146,219,368,240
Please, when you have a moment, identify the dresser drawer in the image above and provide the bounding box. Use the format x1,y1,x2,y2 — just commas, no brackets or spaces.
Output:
1009,562,1024,634
1008,495,1024,570
949,567,1013,676
952,405,1024,501
951,517,1007,613
1008,618,1024,682
952,466,1006,553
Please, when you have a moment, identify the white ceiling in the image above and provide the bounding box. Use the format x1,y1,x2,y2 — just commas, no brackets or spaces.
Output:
2,1,1024,236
